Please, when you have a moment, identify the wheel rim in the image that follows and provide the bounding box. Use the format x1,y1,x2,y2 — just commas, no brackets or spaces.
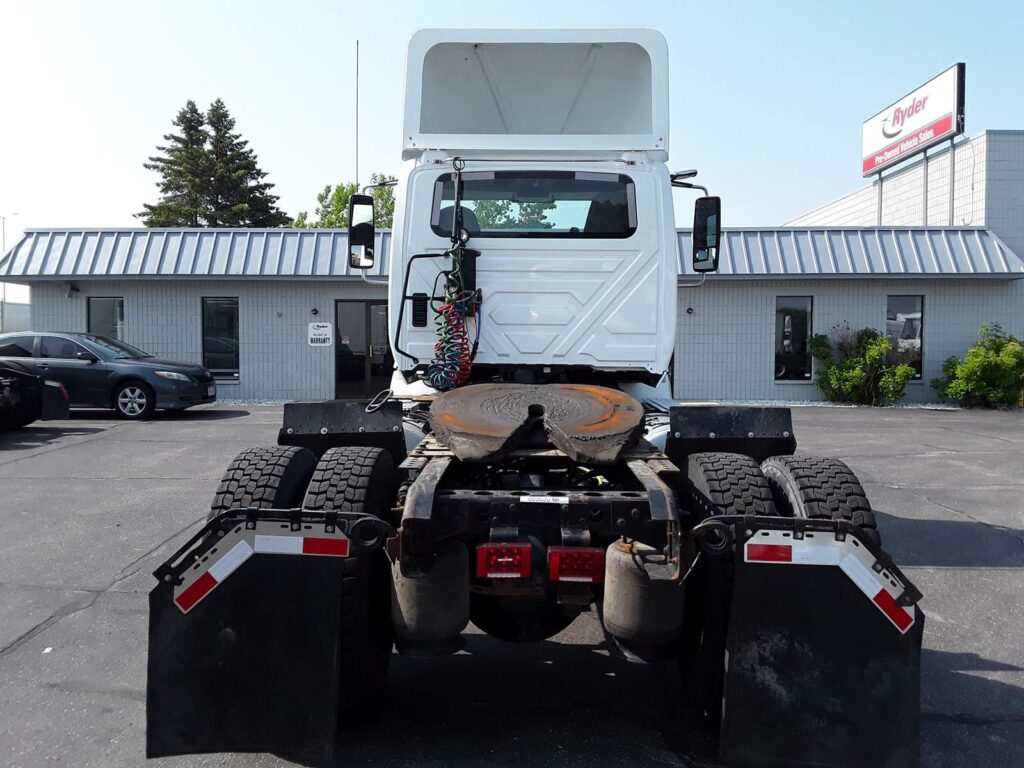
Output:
118,386,147,416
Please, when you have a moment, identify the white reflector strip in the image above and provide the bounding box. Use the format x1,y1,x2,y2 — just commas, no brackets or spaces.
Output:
173,523,351,614
839,553,881,596
208,539,254,582
254,534,304,554
744,530,916,634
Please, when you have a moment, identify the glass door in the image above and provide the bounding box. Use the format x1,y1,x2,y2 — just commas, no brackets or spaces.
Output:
335,301,393,400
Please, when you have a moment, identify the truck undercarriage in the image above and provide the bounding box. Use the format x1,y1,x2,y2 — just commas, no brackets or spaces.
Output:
148,386,924,767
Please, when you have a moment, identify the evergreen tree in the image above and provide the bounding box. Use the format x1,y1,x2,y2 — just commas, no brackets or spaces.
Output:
205,99,289,227
139,99,289,228
138,100,209,226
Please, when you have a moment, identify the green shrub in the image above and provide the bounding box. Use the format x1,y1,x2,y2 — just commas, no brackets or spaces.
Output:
932,323,1024,408
810,323,916,406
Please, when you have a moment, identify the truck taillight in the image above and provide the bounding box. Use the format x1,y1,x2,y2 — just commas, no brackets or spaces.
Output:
548,546,605,583
476,543,532,579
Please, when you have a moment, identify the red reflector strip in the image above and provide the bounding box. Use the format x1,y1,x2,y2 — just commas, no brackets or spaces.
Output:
746,543,792,562
548,546,605,583
302,537,350,556
253,534,349,556
476,543,532,579
872,587,915,632
175,571,216,613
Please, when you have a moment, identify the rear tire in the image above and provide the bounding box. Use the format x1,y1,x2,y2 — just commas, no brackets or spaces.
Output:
302,446,397,716
208,446,316,521
681,452,775,723
760,455,881,547
685,452,778,518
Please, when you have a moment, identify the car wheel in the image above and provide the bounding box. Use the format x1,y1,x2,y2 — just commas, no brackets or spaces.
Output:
114,381,155,420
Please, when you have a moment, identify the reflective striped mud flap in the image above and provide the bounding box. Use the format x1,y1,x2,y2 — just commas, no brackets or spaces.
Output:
147,509,389,760
719,518,924,768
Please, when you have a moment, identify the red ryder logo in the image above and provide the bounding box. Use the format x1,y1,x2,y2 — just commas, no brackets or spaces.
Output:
882,96,928,139
862,63,964,177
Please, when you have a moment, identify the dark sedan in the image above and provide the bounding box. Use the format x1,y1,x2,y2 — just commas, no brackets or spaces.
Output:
0,332,217,419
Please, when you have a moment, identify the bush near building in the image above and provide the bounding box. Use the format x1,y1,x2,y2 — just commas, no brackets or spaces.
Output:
810,324,916,406
933,324,1024,408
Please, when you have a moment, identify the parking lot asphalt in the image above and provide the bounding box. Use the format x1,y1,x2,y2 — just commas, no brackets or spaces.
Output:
0,405,1022,768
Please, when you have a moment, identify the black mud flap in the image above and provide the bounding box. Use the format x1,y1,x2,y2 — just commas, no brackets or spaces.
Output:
147,508,391,760
717,518,924,768
666,405,797,465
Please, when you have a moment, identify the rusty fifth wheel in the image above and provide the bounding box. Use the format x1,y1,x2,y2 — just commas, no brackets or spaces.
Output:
429,383,644,464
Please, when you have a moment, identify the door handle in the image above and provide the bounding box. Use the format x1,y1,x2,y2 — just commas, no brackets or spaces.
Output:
37,364,49,370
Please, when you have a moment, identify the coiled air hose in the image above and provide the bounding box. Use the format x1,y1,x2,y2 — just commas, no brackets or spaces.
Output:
426,242,480,391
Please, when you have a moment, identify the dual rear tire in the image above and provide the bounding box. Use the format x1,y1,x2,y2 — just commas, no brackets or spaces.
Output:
209,444,398,715
686,451,879,545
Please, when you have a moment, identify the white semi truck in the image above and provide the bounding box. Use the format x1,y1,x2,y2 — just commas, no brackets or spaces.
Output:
147,29,924,768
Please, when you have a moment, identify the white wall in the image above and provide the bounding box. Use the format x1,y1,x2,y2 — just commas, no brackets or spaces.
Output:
673,278,1024,402
787,132,990,229
29,280,386,401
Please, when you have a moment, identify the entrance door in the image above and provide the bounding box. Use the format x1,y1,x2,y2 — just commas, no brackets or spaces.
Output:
335,301,394,400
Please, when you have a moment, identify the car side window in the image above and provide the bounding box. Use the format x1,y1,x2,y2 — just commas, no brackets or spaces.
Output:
40,336,85,360
0,335,35,357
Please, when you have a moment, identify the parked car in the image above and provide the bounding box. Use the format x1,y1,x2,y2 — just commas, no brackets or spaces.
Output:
0,360,69,430
0,332,216,419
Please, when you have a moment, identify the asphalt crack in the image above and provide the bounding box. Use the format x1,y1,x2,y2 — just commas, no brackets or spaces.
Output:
0,512,205,659
923,711,1024,725
923,495,1024,550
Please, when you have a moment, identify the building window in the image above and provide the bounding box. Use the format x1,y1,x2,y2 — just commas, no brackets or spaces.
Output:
775,297,813,381
202,298,239,381
886,295,923,379
87,297,125,340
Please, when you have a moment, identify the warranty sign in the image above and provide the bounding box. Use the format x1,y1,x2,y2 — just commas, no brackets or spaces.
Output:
308,322,333,347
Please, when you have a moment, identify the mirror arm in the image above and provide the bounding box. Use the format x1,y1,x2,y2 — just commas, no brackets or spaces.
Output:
360,179,398,195
678,273,707,288
360,270,388,286
671,180,710,197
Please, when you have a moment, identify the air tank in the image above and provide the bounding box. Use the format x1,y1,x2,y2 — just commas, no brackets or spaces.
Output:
602,539,685,661
390,540,469,655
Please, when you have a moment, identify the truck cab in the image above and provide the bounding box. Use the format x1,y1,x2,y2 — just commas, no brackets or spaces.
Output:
363,29,708,392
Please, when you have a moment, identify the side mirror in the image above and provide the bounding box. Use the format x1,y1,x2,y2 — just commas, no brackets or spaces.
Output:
692,196,722,273
348,194,376,270
76,351,99,363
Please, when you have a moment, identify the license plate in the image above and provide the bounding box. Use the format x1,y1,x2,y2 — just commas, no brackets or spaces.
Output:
206,385,216,397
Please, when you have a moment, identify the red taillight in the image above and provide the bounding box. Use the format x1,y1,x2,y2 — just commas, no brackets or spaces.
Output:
548,546,605,583
476,543,532,579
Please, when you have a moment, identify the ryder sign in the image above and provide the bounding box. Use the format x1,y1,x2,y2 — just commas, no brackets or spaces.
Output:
862,63,964,176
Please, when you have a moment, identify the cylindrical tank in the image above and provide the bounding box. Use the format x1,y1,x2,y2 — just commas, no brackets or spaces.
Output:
391,540,469,656
602,540,685,661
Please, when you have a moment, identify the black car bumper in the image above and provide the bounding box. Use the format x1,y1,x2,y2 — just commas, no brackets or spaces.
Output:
155,379,217,410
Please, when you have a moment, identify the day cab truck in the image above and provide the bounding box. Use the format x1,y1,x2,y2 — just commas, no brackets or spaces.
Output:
147,29,924,768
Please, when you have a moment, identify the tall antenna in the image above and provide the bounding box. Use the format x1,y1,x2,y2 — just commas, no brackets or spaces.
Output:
355,39,360,188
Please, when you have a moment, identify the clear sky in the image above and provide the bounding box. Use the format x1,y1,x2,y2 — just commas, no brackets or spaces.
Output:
2,0,1024,302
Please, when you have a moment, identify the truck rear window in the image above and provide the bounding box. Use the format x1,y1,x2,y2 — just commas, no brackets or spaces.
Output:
431,171,636,239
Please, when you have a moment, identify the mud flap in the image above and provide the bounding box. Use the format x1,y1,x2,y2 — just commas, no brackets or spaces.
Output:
718,518,924,768
147,509,391,760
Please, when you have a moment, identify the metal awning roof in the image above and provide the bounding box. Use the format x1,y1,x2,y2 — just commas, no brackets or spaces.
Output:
678,227,1024,279
2,226,1022,282
0,229,391,282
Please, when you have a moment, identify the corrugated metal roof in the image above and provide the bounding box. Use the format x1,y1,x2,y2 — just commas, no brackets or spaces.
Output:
677,227,1024,279
1,226,1021,282
0,229,390,281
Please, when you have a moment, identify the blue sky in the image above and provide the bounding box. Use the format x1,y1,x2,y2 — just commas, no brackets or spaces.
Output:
2,0,1023,266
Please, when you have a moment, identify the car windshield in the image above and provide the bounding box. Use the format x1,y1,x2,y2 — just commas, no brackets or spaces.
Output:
432,171,636,238
82,334,151,359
